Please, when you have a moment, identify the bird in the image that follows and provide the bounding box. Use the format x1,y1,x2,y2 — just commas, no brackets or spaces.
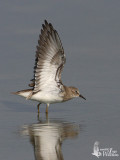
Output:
13,20,86,114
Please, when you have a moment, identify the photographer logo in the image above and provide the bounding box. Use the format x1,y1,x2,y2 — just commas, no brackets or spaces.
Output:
92,141,119,158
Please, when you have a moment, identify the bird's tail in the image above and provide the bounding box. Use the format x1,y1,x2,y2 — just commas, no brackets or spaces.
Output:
12,89,33,99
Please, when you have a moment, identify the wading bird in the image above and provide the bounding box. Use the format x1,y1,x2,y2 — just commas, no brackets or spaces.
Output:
13,20,86,113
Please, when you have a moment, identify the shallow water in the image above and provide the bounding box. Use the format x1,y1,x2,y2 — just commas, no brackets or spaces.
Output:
0,0,120,160
0,92,120,160
21,116,79,160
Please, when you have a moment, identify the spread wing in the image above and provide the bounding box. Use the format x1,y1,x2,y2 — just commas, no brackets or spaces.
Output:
29,20,66,93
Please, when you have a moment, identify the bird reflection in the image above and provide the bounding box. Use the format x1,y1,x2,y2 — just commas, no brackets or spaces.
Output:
21,114,80,160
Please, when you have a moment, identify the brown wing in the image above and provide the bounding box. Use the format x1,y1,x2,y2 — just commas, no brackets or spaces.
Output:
29,20,66,93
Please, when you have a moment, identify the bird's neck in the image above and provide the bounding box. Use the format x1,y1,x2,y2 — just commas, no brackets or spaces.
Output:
62,85,73,101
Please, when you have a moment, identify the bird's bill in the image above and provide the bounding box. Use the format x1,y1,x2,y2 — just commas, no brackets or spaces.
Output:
79,94,86,100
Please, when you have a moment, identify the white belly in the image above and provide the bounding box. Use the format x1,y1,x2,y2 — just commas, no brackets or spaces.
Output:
31,91,63,104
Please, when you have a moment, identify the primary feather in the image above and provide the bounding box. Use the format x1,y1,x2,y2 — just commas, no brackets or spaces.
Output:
29,20,66,95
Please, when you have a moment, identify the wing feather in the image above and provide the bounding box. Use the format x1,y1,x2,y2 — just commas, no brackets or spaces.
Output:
29,20,66,93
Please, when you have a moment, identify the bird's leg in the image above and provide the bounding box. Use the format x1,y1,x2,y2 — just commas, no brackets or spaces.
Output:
45,111,48,120
37,103,41,113
45,103,49,114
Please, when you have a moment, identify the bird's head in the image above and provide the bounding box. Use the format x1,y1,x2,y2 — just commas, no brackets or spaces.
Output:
69,87,86,100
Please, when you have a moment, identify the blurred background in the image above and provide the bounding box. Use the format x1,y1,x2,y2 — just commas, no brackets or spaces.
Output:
0,0,120,160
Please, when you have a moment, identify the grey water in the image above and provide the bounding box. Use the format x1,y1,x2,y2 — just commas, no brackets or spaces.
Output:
0,1,120,160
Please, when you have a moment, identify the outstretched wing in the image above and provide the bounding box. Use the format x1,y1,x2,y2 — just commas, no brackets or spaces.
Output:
29,20,66,93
